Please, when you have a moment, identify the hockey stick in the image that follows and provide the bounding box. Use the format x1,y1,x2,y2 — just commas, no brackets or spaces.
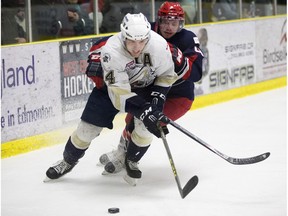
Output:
169,120,270,165
159,126,198,199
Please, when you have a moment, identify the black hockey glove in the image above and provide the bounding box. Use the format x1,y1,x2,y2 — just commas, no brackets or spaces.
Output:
139,104,170,138
86,52,104,89
150,85,170,110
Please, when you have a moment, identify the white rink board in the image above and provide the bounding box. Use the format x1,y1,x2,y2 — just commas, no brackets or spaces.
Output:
1,43,62,142
255,18,287,80
190,16,286,95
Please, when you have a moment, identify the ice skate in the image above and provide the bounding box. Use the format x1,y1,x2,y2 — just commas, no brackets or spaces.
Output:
99,148,125,167
99,135,127,166
99,135,127,175
44,159,76,182
102,157,125,175
123,158,141,186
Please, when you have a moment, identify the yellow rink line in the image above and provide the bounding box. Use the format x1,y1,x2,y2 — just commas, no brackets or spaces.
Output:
1,76,286,159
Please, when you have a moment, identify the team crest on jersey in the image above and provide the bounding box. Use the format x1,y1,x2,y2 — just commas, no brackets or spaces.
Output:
102,53,111,62
129,65,156,88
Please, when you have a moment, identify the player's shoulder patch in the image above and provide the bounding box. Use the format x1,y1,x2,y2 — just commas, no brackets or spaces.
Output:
102,53,111,63
193,37,200,44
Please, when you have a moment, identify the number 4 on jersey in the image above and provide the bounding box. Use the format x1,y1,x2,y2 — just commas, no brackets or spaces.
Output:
105,71,115,84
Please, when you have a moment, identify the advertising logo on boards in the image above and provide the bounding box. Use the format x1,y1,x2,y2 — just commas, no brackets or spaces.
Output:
261,19,287,77
60,38,99,123
1,55,36,98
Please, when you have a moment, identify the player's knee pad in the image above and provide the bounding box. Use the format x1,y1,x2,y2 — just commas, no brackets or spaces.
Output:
72,120,103,149
130,118,153,147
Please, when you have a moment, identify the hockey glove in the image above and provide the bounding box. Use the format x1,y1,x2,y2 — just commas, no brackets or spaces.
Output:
150,85,170,110
86,53,104,89
139,104,170,138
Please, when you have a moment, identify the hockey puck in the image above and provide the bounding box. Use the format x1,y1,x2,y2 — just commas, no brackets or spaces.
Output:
108,208,120,214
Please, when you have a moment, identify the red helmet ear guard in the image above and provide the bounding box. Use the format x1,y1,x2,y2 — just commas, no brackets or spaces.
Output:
157,1,185,20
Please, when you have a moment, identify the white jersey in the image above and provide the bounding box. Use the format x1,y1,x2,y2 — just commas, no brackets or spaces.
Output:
100,31,177,112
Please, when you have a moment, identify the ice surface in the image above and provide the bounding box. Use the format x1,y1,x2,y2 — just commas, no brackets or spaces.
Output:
2,87,287,216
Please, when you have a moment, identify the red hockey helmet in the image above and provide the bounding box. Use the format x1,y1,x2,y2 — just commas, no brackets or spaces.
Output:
157,2,185,31
158,2,185,19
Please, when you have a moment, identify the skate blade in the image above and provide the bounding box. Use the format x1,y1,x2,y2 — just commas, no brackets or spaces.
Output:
101,170,122,175
43,176,52,183
123,174,138,186
97,162,105,167
102,170,112,175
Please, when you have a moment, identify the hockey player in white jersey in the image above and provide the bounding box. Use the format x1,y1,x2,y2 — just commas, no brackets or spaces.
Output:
98,2,204,179
45,13,178,184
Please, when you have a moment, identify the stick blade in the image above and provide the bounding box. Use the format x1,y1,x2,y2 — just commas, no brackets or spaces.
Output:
228,152,270,165
181,175,199,199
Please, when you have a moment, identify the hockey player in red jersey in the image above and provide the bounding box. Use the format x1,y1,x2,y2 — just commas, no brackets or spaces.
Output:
45,13,178,181
99,2,204,184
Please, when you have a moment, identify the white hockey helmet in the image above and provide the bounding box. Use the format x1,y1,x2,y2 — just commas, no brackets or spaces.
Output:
120,13,151,41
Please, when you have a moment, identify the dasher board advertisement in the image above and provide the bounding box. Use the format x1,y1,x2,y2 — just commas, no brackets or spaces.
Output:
1,43,62,142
